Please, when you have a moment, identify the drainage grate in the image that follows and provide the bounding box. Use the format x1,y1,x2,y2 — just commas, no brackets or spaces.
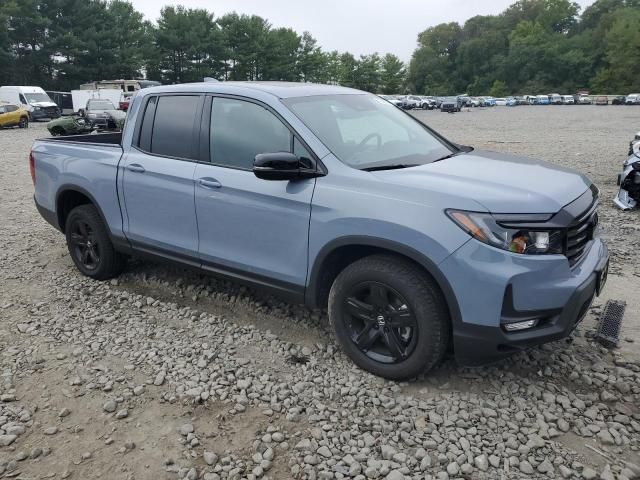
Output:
596,300,626,348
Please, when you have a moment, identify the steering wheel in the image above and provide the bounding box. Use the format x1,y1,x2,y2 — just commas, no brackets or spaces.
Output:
359,133,382,149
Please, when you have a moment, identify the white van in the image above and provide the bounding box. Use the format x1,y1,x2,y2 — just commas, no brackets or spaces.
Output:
0,86,60,120
625,94,640,105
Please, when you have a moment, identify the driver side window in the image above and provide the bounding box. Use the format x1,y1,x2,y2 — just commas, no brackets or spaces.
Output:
210,98,292,169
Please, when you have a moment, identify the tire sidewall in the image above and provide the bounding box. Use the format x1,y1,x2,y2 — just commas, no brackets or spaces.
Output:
329,257,448,379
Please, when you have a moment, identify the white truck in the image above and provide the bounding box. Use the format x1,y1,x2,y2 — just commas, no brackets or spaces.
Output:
0,86,60,120
71,89,123,114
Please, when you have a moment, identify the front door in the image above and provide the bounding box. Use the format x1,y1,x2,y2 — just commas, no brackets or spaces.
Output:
194,97,315,293
121,94,203,260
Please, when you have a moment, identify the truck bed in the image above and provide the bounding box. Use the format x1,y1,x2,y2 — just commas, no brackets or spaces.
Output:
39,131,122,146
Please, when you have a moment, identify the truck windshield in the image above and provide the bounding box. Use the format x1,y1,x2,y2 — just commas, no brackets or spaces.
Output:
283,94,453,170
24,93,51,104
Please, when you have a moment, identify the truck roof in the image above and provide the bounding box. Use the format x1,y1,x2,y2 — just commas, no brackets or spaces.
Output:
141,81,364,99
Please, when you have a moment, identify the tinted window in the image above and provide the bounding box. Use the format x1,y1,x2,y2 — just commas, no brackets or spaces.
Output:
151,95,200,159
138,96,157,152
211,98,291,169
19,94,27,104
6,105,17,112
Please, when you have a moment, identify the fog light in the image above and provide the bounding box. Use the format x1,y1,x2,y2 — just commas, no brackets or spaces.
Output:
503,319,539,332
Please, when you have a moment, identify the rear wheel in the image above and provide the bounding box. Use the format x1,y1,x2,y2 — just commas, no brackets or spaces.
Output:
18,116,28,128
328,255,449,379
50,127,65,136
65,205,125,280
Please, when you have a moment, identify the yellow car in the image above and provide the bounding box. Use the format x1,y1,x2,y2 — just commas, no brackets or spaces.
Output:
0,103,29,128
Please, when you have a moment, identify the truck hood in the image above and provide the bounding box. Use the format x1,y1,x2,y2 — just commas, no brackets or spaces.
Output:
372,150,591,214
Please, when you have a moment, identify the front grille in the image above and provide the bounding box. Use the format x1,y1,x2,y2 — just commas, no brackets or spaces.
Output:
565,201,598,266
43,106,58,117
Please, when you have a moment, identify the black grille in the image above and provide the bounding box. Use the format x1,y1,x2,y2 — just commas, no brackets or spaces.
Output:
43,106,58,117
565,201,598,266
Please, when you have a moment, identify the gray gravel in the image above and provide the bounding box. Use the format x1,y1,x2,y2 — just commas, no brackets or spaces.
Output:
0,110,639,479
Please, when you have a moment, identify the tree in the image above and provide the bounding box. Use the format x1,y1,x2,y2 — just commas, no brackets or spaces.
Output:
380,54,405,93
488,79,509,96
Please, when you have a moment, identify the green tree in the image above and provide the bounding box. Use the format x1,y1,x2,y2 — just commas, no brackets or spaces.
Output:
380,53,405,93
488,79,509,96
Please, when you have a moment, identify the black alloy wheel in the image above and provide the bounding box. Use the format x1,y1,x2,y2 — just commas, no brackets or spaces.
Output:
343,281,418,364
68,218,100,271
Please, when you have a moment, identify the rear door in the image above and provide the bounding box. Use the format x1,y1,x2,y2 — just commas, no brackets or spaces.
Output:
193,96,316,294
120,94,203,261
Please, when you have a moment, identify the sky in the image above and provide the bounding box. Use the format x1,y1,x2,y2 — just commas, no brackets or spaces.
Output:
130,0,595,61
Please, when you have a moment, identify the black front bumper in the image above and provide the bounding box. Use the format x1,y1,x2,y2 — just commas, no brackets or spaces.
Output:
454,252,609,366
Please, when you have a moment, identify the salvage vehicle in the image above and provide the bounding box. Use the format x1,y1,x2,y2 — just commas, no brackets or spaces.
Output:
549,93,563,105
578,95,592,105
562,95,575,105
47,115,93,136
0,86,59,120
378,95,403,108
81,99,125,130
535,95,550,105
0,102,29,128
440,96,460,112
612,96,626,105
614,135,640,210
495,98,507,106
625,94,640,105
31,82,609,379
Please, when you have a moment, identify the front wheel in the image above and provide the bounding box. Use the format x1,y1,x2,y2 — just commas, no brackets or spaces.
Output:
65,204,125,280
18,117,28,128
328,255,449,379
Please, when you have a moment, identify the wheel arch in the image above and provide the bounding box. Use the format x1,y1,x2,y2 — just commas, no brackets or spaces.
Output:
305,236,462,325
56,185,110,235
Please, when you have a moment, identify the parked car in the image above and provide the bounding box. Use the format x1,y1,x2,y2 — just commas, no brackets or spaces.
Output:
483,97,496,106
614,133,640,210
577,95,592,105
0,86,59,120
468,97,481,107
625,94,640,105
595,96,608,106
549,93,563,105
562,95,575,105
378,95,403,108
81,99,125,129
420,96,437,109
494,98,507,106
535,95,550,105
611,96,626,105
513,96,528,105
440,96,460,112
47,115,93,136
31,82,609,379
0,102,29,128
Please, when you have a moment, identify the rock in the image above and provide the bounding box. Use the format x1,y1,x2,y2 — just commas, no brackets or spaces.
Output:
43,426,58,435
381,444,397,460
597,430,615,445
115,409,128,419
582,467,597,479
489,455,500,468
385,471,404,480
203,451,218,465
447,462,460,476
153,372,165,386
103,400,117,413
600,390,616,402
559,465,573,478
0,435,17,446
317,446,332,458
474,454,489,472
179,424,194,436
58,407,71,418
600,464,615,480
520,461,534,474
537,459,554,474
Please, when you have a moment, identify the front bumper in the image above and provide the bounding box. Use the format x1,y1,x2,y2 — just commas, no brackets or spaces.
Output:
30,107,59,120
440,237,609,366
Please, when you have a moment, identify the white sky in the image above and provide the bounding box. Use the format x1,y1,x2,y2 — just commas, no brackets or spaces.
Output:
130,0,595,61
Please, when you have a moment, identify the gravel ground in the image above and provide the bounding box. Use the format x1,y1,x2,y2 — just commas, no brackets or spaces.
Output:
0,107,638,480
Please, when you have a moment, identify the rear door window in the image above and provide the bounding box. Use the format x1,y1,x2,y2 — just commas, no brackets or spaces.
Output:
137,95,201,159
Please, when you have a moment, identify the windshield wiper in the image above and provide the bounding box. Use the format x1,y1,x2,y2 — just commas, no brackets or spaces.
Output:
361,164,419,172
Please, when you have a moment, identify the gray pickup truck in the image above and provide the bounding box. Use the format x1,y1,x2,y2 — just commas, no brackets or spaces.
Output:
31,82,609,379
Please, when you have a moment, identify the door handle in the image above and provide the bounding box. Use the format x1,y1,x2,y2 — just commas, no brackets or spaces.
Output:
198,178,222,189
127,164,146,173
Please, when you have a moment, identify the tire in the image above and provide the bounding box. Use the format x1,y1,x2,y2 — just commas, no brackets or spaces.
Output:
50,127,65,136
328,254,449,380
65,204,125,280
18,116,28,128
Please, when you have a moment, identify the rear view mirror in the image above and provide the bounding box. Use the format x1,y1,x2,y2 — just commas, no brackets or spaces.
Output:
253,152,322,181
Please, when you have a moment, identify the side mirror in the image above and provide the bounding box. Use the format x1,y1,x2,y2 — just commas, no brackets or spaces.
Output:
253,152,322,181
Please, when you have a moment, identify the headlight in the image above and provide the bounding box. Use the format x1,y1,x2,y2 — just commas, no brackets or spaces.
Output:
87,113,97,118
34,106,41,111
446,210,564,254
